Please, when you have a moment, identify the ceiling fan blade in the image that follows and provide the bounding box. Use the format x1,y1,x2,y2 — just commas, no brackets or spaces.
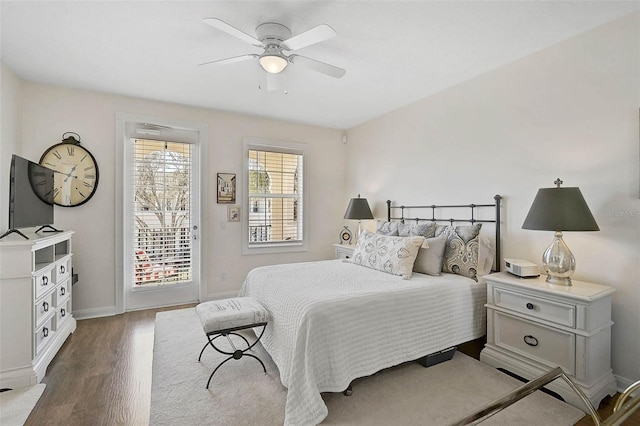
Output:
203,18,263,47
290,55,346,79
281,24,337,51
198,54,258,68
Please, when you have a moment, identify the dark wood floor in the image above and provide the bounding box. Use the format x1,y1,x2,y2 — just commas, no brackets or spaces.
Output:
26,305,637,425
26,304,195,426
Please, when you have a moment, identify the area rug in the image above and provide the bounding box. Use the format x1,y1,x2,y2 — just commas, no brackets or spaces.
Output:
151,308,584,425
0,384,45,426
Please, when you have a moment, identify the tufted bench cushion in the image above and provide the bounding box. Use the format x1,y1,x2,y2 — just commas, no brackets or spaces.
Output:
196,297,269,334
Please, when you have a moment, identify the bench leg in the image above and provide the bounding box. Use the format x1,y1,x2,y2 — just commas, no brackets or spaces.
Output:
198,332,251,362
200,324,268,389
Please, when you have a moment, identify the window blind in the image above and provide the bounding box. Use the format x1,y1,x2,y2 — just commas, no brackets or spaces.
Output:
131,139,193,285
248,148,303,246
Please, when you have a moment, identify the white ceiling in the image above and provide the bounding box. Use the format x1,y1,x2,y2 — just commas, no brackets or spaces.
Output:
2,1,639,130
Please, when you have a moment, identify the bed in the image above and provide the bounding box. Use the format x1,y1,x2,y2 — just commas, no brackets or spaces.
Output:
238,196,502,426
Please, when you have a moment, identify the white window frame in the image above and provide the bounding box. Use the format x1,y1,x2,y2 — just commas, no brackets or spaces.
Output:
242,137,308,255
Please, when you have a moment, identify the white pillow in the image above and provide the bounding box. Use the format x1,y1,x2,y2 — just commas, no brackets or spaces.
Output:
350,230,424,279
477,236,494,276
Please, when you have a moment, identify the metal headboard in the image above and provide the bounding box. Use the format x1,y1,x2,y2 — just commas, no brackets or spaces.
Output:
386,195,502,272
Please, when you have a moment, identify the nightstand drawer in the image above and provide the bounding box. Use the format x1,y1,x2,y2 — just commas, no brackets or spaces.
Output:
334,244,354,260
493,287,576,328
493,311,575,375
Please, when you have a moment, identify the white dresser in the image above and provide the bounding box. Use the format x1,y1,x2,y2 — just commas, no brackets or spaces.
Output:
0,230,76,388
480,271,617,411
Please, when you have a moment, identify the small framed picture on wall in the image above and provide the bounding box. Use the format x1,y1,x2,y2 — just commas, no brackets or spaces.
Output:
217,173,236,204
228,206,240,222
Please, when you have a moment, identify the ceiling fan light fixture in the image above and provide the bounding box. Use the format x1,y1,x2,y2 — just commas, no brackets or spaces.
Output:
259,54,288,74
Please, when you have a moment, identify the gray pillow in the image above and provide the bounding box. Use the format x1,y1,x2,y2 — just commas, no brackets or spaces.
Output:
413,235,447,276
398,222,436,238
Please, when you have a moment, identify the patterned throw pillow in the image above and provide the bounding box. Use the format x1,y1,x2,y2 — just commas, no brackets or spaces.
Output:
376,221,399,236
350,230,424,279
398,222,436,238
438,224,482,281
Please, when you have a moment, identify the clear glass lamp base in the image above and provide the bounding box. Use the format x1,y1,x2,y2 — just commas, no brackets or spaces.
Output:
542,231,576,286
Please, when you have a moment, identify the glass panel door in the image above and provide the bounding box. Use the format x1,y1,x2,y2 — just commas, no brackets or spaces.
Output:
124,136,199,310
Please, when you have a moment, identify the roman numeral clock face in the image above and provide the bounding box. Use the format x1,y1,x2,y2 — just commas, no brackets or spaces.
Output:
39,142,99,207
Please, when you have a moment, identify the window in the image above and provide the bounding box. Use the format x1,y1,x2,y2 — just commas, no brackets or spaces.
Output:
243,137,307,254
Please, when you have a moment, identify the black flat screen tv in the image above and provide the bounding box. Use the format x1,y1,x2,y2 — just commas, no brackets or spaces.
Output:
1,155,56,239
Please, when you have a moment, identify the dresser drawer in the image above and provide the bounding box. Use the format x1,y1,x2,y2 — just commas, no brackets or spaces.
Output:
54,256,71,283
493,311,575,375
493,287,576,328
34,316,55,357
55,279,71,306
56,299,72,327
34,292,54,327
33,267,54,299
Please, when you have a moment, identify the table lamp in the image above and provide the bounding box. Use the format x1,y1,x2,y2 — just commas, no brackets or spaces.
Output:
522,178,599,286
344,194,373,237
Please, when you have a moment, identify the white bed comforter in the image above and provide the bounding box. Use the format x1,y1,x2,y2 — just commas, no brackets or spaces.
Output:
238,259,486,426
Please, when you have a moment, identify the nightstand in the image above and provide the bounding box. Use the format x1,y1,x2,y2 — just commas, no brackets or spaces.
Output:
333,243,354,260
480,271,617,411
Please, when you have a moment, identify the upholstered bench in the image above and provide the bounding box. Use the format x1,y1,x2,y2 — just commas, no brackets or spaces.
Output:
195,297,269,389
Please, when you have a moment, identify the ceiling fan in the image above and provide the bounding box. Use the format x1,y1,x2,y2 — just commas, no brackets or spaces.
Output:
199,18,346,88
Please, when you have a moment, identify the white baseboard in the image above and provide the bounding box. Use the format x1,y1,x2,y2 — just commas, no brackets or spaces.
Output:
73,292,238,319
616,374,639,394
73,306,117,320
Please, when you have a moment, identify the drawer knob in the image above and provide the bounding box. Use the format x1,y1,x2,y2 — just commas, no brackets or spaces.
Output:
42,327,49,338
61,308,66,317
523,335,539,347
42,276,49,286
60,287,66,296
42,301,49,312
526,302,535,310
60,265,66,274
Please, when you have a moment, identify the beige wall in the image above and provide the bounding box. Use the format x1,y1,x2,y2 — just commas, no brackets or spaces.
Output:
0,63,23,230
346,13,640,387
3,81,346,317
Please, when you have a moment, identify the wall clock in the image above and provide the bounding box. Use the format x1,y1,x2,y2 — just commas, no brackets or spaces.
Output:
39,132,99,207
